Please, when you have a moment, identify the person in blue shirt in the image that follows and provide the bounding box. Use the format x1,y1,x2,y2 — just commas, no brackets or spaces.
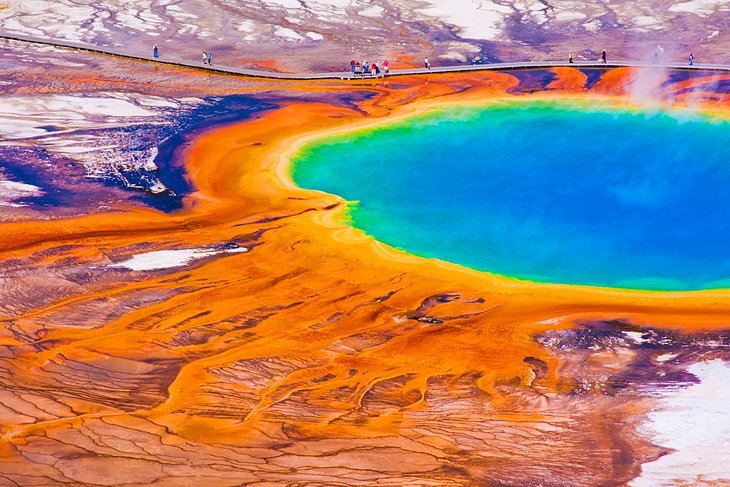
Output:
153,44,158,59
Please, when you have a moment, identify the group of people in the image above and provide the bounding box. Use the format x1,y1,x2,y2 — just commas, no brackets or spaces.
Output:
569,48,696,66
150,45,213,66
150,44,700,74
568,50,607,64
349,57,432,77
350,59,390,77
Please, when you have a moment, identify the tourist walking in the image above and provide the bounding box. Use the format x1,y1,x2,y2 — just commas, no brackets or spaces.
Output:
355,61,362,76
569,51,573,64
373,61,379,76
383,59,389,75
601,49,607,64
350,59,356,75
207,51,212,65
153,44,159,59
653,44,664,64
202,51,208,65
424,57,430,70
363,60,370,74
689,53,694,66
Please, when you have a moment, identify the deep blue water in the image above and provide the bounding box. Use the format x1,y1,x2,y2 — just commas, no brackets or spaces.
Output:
292,100,730,291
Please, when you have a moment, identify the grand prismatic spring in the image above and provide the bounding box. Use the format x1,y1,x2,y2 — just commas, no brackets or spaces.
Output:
2,2,730,486
292,100,730,291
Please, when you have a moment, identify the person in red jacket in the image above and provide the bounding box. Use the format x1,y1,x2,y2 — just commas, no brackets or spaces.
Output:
383,59,389,75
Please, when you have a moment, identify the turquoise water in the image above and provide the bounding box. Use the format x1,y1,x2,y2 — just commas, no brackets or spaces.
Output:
291,100,730,291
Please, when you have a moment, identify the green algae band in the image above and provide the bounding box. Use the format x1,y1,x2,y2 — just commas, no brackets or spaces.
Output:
292,100,730,291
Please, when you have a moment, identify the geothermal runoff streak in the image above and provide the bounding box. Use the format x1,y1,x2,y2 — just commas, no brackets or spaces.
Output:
2,32,730,80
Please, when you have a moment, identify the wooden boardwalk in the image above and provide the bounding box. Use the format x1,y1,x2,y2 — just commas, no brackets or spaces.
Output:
2,32,730,81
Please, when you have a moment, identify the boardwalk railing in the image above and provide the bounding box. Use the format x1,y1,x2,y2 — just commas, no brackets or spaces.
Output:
2,32,729,81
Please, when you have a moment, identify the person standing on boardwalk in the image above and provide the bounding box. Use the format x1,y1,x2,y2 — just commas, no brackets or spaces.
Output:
424,57,430,70
207,51,212,65
350,59,356,75
689,53,694,66
153,44,159,59
652,44,662,64
569,51,573,64
355,61,362,76
202,51,208,65
601,49,607,64
383,59,389,75
363,60,370,74
373,61,379,76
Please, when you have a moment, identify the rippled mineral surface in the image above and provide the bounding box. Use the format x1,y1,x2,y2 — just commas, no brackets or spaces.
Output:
1,2,730,486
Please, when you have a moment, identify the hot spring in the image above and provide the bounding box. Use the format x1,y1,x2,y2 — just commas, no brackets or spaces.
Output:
291,100,730,291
